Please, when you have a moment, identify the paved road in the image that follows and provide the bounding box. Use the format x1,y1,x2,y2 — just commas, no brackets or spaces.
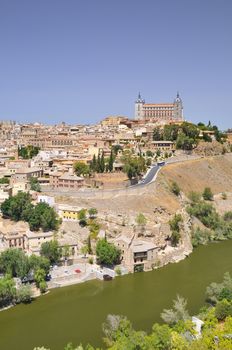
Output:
129,164,160,188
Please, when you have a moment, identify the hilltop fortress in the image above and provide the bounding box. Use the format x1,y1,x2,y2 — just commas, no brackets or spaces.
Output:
134,92,184,122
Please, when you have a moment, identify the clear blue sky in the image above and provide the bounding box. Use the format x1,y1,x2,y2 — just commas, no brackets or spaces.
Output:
0,0,231,128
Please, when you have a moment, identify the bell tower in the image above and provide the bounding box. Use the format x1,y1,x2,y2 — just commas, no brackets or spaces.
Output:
134,92,145,120
173,92,184,121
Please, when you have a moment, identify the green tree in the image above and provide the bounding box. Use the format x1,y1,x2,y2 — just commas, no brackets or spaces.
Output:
161,295,190,325
215,299,232,321
90,154,97,172
18,145,40,159
88,208,98,219
73,161,90,176
62,245,70,259
0,275,16,308
0,177,10,184
0,248,29,278
169,214,182,246
108,150,114,172
203,187,213,201
81,245,88,257
34,268,46,288
39,280,47,294
29,255,50,275
40,240,61,264
153,127,163,141
100,153,105,173
96,239,121,266
30,177,41,192
1,192,31,221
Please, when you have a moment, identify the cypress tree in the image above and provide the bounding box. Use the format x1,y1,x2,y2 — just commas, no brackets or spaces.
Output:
108,150,114,172
100,153,105,173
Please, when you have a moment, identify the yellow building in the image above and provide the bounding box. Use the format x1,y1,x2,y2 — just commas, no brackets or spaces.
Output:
58,204,82,221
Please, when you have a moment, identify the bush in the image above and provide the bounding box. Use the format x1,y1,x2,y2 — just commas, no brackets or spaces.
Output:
222,192,227,200
115,267,122,276
224,211,232,222
171,182,180,196
202,187,213,201
188,191,201,203
215,299,232,321
169,214,182,247
16,284,32,303
88,257,93,264
191,227,212,247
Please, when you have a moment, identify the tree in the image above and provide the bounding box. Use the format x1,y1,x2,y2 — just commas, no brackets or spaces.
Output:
29,255,50,275
88,208,98,219
78,209,87,221
169,214,182,247
100,153,105,173
40,240,61,264
96,239,121,266
108,150,114,172
81,245,88,257
18,145,40,159
34,268,46,288
0,248,29,278
0,275,16,308
102,314,132,347
1,193,60,232
1,192,31,221
163,124,180,141
153,127,163,141
203,187,213,201
30,177,41,192
62,245,70,259
161,295,190,325
0,177,10,184
73,161,90,177
90,154,97,172
215,299,232,321
39,280,47,294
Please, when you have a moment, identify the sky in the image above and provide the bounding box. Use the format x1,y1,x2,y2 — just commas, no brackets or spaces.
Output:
0,0,231,129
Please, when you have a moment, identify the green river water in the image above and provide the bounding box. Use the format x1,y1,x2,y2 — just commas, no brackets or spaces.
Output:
0,240,232,350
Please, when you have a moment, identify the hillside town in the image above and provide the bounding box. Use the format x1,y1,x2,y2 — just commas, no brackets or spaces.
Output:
0,92,231,301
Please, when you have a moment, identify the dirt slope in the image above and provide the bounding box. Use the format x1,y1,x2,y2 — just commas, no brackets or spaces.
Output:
159,153,232,195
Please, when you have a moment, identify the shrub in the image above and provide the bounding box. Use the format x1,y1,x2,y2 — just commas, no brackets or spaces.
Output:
88,257,93,264
224,211,232,222
169,214,182,247
202,187,213,201
188,191,201,203
215,299,232,321
171,182,180,196
115,267,122,276
222,192,227,200
191,227,212,247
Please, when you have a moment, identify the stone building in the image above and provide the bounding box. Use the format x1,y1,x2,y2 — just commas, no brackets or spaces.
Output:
134,92,184,121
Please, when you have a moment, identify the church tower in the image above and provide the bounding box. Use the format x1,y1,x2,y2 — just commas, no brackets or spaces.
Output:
173,92,184,121
134,92,145,119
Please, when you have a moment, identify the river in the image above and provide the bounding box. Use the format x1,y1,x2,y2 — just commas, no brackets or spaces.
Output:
0,240,232,350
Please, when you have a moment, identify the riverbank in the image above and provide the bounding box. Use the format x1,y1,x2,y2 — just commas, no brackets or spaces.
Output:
0,240,232,350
